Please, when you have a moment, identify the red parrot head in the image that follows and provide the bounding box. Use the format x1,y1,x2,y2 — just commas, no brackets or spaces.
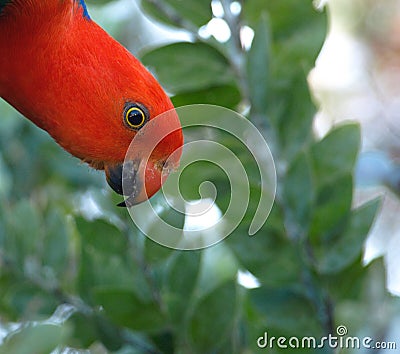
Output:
0,0,183,206
103,100,183,207
62,47,184,207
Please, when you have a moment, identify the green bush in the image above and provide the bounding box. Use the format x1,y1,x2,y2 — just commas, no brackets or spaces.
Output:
0,1,392,353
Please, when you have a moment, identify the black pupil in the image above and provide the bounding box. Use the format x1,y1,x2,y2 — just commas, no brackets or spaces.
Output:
128,109,143,126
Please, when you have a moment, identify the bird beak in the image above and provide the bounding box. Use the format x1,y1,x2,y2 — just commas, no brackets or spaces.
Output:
104,158,167,207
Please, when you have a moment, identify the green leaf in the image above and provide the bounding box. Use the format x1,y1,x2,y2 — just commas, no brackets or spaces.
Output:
141,42,235,94
143,196,186,251
75,217,126,254
250,286,322,336
188,281,237,352
177,160,228,203
140,0,212,28
144,237,175,265
311,124,361,187
276,74,315,159
76,217,138,299
315,198,381,274
228,228,302,288
164,250,201,325
4,200,41,266
247,15,270,116
93,314,124,351
243,0,323,40
41,209,69,274
197,244,238,297
1,282,58,320
309,174,353,241
93,288,165,332
323,256,368,302
151,330,175,354
273,21,326,77
67,312,98,349
283,151,314,237
0,156,12,198
172,84,241,109
0,324,67,354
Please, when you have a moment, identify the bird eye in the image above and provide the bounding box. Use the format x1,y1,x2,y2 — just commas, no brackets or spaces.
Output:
124,103,149,130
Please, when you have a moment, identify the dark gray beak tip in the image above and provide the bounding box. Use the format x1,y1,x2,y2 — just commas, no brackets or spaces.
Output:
116,194,137,208
105,163,124,196
104,160,147,207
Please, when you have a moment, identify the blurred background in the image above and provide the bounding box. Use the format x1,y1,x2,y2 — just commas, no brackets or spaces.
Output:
0,0,400,353
310,0,400,298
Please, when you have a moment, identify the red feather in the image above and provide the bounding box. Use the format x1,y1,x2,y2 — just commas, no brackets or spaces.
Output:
0,0,183,204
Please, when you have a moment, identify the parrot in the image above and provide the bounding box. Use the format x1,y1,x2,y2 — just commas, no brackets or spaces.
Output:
0,0,183,206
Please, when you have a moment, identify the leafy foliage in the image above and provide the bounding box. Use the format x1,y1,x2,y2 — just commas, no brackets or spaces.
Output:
0,1,393,353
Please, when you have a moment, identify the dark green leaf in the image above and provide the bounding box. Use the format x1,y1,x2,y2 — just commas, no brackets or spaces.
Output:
311,124,361,187
1,282,58,320
41,209,69,274
323,256,368,302
228,228,302,288
283,151,314,237
172,84,241,109
93,288,165,332
75,217,126,254
141,42,235,94
250,287,322,336
309,174,353,241
4,200,41,265
189,281,237,352
93,314,124,351
164,250,201,325
76,217,138,299
276,74,315,159
67,312,98,348
247,16,270,115
144,237,175,265
316,198,380,274
151,330,175,354
140,0,212,28
0,156,12,198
